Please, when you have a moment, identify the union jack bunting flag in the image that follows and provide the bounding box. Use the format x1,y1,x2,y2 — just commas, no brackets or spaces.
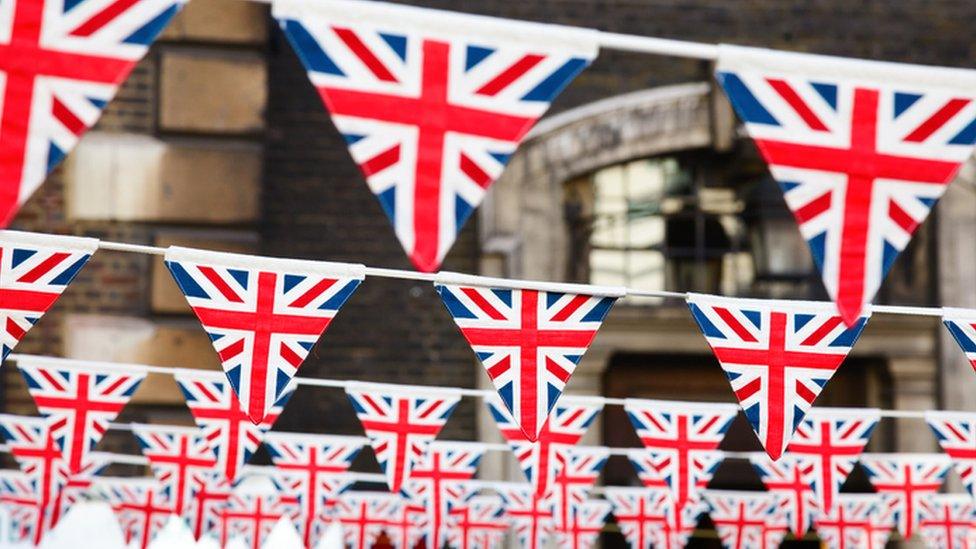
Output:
919,494,975,549
860,452,951,539
486,394,603,497
0,414,70,524
222,491,299,549
131,423,218,524
926,411,976,500
0,232,97,364
943,308,976,373
814,494,884,549
18,356,144,474
47,452,111,530
174,369,290,483
389,500,429,549
624,399,737,506
716,46,976,325
557,499,612,549
492,482,556,549
95,477,173,549
437,274,621,441
345,382,460,493
606,486,706,549
550,446,610,533
336,491,402,549
703,490,780,549
447,494,508,549
188,473,232,542
0,0,184,226
687,294,869,460
269,471,354,549
165,247,364,425
786,407,879,513
0,469,44,545
761,506,791,549
263,432,364,548
749,453,818,537
272,0,598,273
400,441,486,549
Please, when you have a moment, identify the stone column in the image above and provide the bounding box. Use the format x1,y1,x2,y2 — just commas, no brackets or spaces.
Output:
888,358,939,452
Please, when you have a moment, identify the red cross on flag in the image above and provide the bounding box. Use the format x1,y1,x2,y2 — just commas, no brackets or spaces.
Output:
926,411,976,500
919,494,975,549
0,414,72,535
491,482,557,549
605,486,706,549
786,407,879,514
187,473,232,542
814,493,887,549
272,0,598,272
861,453,951,540
703,490,780,549
335,491,402,549
165,247,365,425
486,394,603,498
0,231,97,364
95,477,173,549
687,294,869,460
447,494,508,549
222,490,299,549
0,0,184,226
749,453,819,538
345,382,461,493
16,355,144,475
624,399,737,507
556,498,612,549
0,469,46,545
549,446,610,535
437,273,622,442
716,46,976,325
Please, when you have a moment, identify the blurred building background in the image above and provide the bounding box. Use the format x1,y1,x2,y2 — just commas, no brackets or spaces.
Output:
5,0,976,546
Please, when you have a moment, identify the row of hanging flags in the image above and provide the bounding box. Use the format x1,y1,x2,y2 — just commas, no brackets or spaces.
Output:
3,0,976,309
8,355,976,549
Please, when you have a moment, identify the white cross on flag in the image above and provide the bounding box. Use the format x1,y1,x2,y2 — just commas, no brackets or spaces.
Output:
0,231,97,364
926,410,976,500
165,246,364,425
860,452,951,539
95,477,173,549
687,294,869,460
447,494,508,549
550,446,610,535
919,494,976,549
336,491,402,549
716,45,976,325
786,407,879,513
606,486,706,549
437,273,622,442
272,0,598,273
814,493,888,549
491,482,556,549
486,394,603,498
703,490,781,549
174,369,291,483
624,398,737,507
17,355,144,475
749,453,819,538
0,0,185,225
345,382,461,493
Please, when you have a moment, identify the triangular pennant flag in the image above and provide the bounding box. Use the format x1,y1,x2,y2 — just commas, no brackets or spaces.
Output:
345,382,460,493
272,0,599,272
0,0,185,226
762,500,791,549
0,469,46,545
447,494,508,549
164,246,364,425
926,411,976,500
749,453,819,538
268,471,355,549
221,490,299,549
550,446,610,534
174,369,292,483
919,494,975,549
860,453,951,539
437,273,622,441
188,473,232,542
624,398,737,506
486,394,603,497
814,493,887,549
491,482,556,549
399,441,486,549
703,490,779,549
0,414,71,524
389,500,429,549
0,231,97,363
556,498,612,549
715,45,976,325
605,486,705,549
17,355,144,474
786,407,879,513
47,451,111,530
687,294,869,459
95,477,173,549
335,491,402,549
942,308,976,372
131,423,218,525
264,432,364,549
